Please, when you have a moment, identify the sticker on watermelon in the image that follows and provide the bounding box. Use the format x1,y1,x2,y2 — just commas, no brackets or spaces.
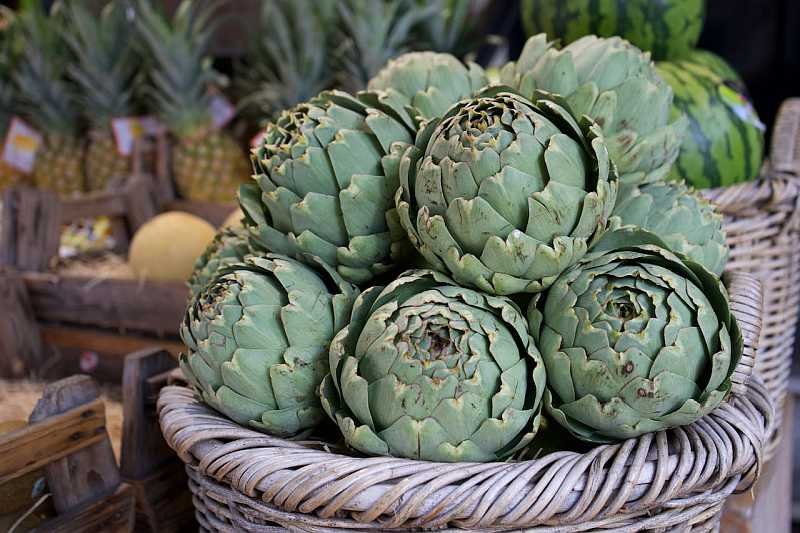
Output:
2,117,42,173
719,85,766,132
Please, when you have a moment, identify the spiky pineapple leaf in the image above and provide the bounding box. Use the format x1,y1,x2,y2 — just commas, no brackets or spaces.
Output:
414,0,480,58
12,2,80,137
335,0,435,93
63,1,140,129
136,0,226,137
237,0,333,119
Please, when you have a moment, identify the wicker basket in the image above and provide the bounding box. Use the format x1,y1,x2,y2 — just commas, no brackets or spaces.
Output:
703,98,800,455
158,273,772,532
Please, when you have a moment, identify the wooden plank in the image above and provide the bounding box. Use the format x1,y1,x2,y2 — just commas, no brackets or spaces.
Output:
29,376,121,513
34,483,135,533
23,272,188,334
59,189,129,224
721,396,793,532
0,398,106,485
164,198,238,227
129,461,195,532
0,267,44,377
40,325,184,358
121,349,179,479
123,175,158,233
15,187,61,272
0,187,16,266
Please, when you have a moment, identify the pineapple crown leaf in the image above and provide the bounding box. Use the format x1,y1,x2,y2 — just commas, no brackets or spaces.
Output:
415,0,480,57
12,2,80,137
63,0,140,127
237,0,332,117
136,0,227,136
335,0,436,92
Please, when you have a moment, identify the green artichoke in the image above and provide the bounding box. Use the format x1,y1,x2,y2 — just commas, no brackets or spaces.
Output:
188,227,255,297
528,245,742,443
396,90,617,295
599,181,729,276
367,51,488,121
500,34,687,186
320,269,546,462
242,90,418,286
180,254,358,437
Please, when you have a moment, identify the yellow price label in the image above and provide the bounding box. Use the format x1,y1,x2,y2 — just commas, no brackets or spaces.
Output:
12,134,38,152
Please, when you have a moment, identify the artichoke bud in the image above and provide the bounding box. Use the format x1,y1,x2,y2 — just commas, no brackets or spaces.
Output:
528,245,742,443
396,90,617,296
180,254,358,437
367,51,489,122
319,269,546,462
500,34,687,186
241,90,417,287
188,226,258,297
598,180,729,275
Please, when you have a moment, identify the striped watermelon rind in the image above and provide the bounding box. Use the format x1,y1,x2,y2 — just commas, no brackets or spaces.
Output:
656,59,765,189
520,0,705,61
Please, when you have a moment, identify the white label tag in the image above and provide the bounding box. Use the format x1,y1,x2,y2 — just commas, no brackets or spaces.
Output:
2,117,42,173
139,115,165,136
209,94,235,130
111,117,144,156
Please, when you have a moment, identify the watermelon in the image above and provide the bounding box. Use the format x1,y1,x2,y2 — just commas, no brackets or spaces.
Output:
685,49,743,86
656,58,765,188
520,0,705,61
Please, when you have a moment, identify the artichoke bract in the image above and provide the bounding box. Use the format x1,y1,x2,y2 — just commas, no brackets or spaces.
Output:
181,255,358,437
367,51,488,121
320,269,546,462
500,34,687,186
528,245,742,443
396,90,617,295
188,227,255,297
242,90,416,286
602,180,729,276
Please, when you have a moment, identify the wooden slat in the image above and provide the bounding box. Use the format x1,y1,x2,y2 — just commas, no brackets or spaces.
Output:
0,267,44,377
164,199,238,227
59,190,129,224
23,272,188,334
129,462,196,532
0,398,106,485
41,325,184,357
34,483,135,533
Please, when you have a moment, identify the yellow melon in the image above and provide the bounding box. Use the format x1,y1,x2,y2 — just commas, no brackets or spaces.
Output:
128,212,215,282
220,207,244,229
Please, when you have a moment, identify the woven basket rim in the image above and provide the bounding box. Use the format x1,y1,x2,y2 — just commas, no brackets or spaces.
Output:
157,274,773,530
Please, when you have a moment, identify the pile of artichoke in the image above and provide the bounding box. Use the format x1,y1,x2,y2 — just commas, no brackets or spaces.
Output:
181,34,741,461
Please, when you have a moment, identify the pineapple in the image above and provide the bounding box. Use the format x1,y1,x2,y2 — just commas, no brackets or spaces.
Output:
64,1,140,192
0,7,23,191
335,0,434,92
137,0,249,204
13,4,85,197
237,0,334,120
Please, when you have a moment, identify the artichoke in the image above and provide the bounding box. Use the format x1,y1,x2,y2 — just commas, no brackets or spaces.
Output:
242,90,416,286
396,89,617,295
500,34,687,186
528,245,742,443
188,227,255,297
367,51,488,121
600,180,729,276
180,255,358,437
320,269,546,462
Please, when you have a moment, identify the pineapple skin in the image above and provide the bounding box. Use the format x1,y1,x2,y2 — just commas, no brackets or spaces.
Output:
86,130,130,192
173,131,250,203
33,135,85,197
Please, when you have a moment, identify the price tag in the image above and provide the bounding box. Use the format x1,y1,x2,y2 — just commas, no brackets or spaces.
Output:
2,117,42,173
139,115,166,136
209,94,235,130
719,85,766,132
111,117,144,156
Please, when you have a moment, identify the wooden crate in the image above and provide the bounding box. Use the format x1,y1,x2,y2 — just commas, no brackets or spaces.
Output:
0,180,187,381
0,375,135,532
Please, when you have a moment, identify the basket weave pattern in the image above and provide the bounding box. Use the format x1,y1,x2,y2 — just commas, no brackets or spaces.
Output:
702,99,800,450
158,273,772,532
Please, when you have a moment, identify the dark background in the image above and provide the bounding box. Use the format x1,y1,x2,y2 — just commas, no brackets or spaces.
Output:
3,0,799,136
